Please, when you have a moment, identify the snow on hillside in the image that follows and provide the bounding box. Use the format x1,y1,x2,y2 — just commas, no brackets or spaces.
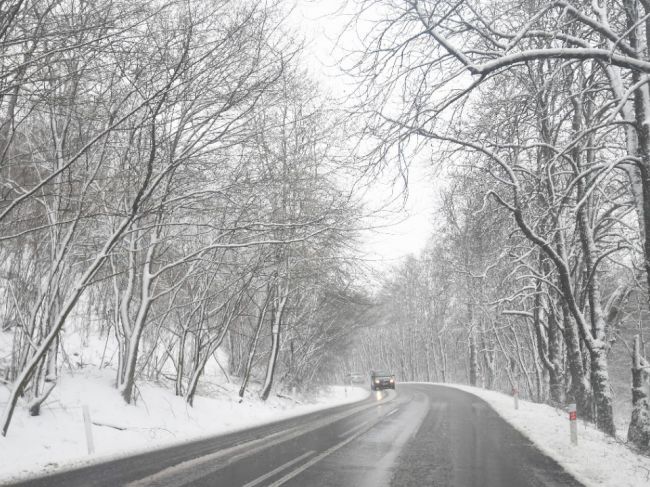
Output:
0,367,368,483
435,383,650,487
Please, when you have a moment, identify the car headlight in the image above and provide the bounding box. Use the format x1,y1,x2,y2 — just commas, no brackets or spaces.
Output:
389,378,394,383
375,379,380,383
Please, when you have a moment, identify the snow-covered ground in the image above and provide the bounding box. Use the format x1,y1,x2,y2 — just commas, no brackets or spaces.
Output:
425,383,650,487
0,367,368,483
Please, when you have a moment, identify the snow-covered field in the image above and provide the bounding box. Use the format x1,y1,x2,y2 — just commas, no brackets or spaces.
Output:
0,368,368,483
429,383,650,487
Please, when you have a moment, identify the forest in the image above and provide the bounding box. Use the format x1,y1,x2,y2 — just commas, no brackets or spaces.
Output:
0,0,370,438
1,0,650,455
344,0,650,451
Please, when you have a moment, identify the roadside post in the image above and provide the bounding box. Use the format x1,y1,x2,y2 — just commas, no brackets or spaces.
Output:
512,387,519,410
569,403,578,445
82,405,95,455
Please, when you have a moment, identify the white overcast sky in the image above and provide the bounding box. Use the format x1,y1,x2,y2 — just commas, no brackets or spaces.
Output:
289,0,438,266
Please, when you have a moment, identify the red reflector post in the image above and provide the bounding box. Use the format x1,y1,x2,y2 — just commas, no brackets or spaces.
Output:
569,403,578,445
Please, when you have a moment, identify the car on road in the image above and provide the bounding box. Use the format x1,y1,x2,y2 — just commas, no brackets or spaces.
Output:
370,370,395,391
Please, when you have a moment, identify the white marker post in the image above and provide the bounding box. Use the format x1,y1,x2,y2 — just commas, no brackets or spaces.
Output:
512,387,519,410
569,403,578,445
82,405,95,455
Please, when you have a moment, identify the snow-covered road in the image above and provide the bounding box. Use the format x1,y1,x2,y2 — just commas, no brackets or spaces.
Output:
277,384,583,487
6,384,588,487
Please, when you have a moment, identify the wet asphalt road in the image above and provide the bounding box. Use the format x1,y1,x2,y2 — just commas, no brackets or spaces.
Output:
5,384,584,487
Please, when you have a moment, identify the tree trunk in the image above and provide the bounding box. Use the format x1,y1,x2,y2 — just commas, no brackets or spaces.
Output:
574,159,615,434
438,335,447,383
469,332,479,386
589,346,616,436
28,379,56,417
628,335,650,449
535,259,565,404
480,323,495,390
29,332,59,417
260,292,287,401
119,235,157,405
547,302,565,405
185,354,208,407
239,294,270,399
175,328,188,396
185,311,235,406
561,300,593,421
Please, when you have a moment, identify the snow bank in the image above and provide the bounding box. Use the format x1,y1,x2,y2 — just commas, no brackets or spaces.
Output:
0,368,368,483
423,383,650,487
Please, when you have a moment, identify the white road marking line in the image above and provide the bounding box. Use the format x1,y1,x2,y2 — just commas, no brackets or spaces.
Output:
386,407,400,417
125,397,395,487
242,450,315,487
123,425,303,487
337,420,370,438
358,394,430,487
267,418,383,487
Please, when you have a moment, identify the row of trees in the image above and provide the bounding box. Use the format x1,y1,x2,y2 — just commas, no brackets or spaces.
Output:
347,0,650,450
0,0,366,437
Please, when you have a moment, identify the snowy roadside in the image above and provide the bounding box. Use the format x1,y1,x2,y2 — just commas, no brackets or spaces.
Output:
412,382,650,487
0,368,369,483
